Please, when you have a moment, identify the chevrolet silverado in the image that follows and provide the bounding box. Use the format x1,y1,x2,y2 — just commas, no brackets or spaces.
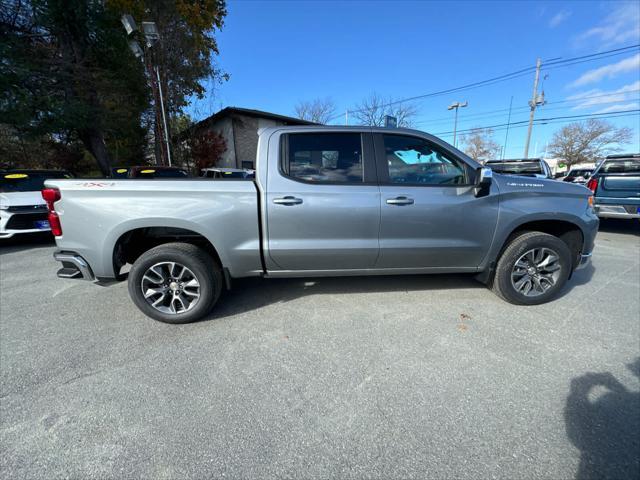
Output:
45,126,598,323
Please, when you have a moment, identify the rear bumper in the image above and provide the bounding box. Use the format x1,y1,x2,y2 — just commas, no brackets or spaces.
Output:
594,202,640,219
53,251,95,281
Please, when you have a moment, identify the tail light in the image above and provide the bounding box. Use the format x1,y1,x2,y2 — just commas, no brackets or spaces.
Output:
586,177,598,194
41,188,62,236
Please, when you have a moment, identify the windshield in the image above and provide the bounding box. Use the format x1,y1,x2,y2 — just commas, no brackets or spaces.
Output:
601,159,640,174
0,172,72,192
487,161,543,175
111,167,130,178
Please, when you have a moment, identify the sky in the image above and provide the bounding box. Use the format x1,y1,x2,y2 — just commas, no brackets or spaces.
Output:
187,0,640,158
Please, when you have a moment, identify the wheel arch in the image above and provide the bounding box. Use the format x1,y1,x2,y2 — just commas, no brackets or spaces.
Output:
478,217,586,284
112,225,225,281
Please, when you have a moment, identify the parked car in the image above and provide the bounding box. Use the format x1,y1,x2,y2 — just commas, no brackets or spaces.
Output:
201,167,255,179
486,158,553,178
128,166,190,178
586,153,640,220
563,168,593,184
45,126,598,323
0,169,73,239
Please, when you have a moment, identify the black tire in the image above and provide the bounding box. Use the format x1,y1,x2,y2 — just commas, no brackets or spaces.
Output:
127,242,222,324
492,231,572,305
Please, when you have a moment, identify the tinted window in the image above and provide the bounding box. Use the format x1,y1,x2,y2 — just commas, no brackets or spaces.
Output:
285,133,363,183
383,135,467,185
601,159,640,174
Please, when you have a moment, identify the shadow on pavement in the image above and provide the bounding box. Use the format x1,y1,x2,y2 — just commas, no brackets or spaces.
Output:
210,272,483,320
209,263,592,320
598,218,640,236
0,232,55,255
565,358,640,480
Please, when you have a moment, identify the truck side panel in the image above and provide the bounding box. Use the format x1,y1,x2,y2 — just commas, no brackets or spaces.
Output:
45,179,263,279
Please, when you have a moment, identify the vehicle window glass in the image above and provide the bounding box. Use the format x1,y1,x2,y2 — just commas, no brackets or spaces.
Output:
488,161,543,175
382,134,467,185
601,159,640,174
286,133,363,183
0,172,71,192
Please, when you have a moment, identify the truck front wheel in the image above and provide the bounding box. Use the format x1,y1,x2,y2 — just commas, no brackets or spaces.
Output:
127,242,222,323
492,231,572,305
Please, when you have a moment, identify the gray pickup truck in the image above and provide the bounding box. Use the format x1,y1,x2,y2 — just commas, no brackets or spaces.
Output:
45,126,598,323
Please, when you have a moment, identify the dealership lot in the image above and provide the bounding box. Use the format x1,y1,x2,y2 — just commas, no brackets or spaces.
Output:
1,220,639,479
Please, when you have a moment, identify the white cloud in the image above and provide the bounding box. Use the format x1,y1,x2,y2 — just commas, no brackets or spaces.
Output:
567,81,640,110
576,2,640,47
569,54,640,88
592,102,639,114
549,10,571,28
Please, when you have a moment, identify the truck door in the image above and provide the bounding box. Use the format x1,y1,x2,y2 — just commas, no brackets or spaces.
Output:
265,131,380,271
374,133,499,269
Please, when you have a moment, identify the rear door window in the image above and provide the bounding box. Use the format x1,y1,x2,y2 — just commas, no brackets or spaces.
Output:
284,133,364,183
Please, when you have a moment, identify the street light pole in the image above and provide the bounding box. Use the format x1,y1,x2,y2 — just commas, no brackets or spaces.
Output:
448,101,468,148
122,15,172,166
155,65,172,166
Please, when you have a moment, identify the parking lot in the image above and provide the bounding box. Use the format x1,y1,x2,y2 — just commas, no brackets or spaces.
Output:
1,220,639,479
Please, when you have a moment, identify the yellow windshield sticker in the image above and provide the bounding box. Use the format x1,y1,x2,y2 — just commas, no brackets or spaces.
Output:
4,173,29,179
116,168,128,173
140,169,155,174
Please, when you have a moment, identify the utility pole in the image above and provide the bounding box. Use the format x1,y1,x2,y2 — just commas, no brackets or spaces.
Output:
448,101,468,148
524,58,544,159
502,96,513,159
345,110,349,126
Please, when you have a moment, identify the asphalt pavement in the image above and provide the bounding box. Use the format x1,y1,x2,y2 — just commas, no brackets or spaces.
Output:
1,220,639,479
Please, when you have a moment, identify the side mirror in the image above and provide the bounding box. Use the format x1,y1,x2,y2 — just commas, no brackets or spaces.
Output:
474,167,492,197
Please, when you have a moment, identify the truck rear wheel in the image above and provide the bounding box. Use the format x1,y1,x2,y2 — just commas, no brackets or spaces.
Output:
492,231,572,305
127,242,222,324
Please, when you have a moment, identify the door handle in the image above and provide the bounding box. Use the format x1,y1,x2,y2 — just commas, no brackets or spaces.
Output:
386,196,414,206
273,196,303,206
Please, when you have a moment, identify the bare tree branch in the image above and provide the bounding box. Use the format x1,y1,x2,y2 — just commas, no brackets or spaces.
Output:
547,119,633,166
294,97,336,124
460,128,500,162
351,92,418,127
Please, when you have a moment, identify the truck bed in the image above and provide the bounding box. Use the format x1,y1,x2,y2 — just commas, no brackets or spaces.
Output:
45,179,263,279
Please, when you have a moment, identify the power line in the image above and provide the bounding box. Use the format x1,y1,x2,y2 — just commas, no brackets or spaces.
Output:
433,109,640,136
329,44,640,121
413,89,640,127
542,44,639,67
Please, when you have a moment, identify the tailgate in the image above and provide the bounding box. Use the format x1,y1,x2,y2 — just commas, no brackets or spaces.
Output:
598,175,640,201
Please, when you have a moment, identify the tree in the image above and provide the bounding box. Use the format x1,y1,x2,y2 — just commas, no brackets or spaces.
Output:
294,98,336,124
547,119,633,166
108,0,228,163
460,128,501,163
0,0,228,175
0,0,150,175
351,92,418,127
189,130,227,171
